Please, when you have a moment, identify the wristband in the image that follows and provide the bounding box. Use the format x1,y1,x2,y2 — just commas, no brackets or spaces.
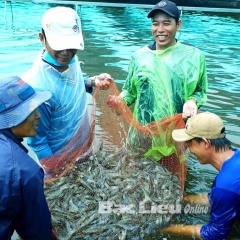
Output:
91,76,98,87
91,78,95,87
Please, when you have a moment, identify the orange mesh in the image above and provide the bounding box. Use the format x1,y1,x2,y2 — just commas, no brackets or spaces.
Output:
42,83,186,193
42,83,188,239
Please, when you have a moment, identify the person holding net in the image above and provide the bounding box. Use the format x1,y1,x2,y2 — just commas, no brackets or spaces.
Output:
21,6,114,161
107,0,208,161
0,76,57,240
161,112,240,239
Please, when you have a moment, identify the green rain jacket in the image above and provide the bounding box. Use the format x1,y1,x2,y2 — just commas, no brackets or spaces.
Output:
120,42,208,160
120,41,208,125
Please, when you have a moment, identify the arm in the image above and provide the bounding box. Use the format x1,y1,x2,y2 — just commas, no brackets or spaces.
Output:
200,188,238,240
0,147,21,239
16,160,55,239
184,193,210,206
188,53,208,107
160,224,202,238
159,194,209,238
106,60,136,113
84,75,93,93
120,56,138,106
161,188,238,240
162,190,238,240
183,53,208,118
0,145,55,239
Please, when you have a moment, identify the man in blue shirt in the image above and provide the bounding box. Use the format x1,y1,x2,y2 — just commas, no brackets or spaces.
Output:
162,112,240,239
0,76,57,239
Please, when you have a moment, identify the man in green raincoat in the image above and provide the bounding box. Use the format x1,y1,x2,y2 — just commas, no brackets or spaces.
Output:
107,0,208,159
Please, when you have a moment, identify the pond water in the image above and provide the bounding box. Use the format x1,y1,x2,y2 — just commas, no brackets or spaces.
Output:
1,1,240,240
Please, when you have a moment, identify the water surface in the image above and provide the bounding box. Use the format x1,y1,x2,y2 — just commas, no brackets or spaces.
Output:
1,2,240,239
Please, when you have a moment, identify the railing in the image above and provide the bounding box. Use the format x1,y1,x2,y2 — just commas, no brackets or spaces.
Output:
4,0,240,13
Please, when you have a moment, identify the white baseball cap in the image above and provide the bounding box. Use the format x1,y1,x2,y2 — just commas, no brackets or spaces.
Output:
42,6,84,51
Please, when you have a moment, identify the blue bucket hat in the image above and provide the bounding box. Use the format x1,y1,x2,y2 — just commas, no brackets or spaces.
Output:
0,76,52,129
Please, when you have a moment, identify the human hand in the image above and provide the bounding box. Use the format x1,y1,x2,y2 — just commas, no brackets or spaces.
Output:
95,73,114,90
182,99,198,119
107,95,124,115
107,95,123,109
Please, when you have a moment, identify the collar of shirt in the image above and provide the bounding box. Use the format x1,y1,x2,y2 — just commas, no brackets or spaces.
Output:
0,129,28,153
148,39,178,50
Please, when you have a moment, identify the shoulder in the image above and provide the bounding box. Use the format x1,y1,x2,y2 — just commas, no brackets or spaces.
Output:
0,134,43,185
132,46,154,60
0,134,42,172
215,149,240,195
0,133,13,160
176,42,205,57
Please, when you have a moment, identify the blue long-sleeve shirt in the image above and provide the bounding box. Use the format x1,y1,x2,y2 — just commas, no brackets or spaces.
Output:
200,149,240,240
0,130,55,239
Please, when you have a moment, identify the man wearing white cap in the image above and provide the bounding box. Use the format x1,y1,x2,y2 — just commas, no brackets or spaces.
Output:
21,6,114,160
161,112,240,239
0,76,57,239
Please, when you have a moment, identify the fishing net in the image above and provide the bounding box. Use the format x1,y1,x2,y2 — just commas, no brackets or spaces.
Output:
42,83,187,239
45,149,183,239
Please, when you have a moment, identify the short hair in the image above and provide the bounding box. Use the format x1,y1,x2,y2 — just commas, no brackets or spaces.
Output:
194,136,233,153
42,28,46,39
173,18,180,24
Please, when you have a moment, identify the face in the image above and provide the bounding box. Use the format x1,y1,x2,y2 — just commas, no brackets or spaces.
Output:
151,12,181,50
187,139,210,165
39,32,78,66
11,109,41,138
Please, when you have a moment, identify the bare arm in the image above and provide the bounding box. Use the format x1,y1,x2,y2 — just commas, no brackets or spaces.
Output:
160,224,203,238
159,194,209,238
184,193,210,206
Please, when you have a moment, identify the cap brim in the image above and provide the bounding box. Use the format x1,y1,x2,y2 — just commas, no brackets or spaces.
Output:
46,32,84,51
0,91,52,129
172,129,194,142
